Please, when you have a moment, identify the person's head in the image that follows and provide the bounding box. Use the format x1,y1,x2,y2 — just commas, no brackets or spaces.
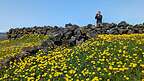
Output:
97,11,101,14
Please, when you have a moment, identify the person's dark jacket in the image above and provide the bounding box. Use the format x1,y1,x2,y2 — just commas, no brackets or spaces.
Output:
95,14,103,24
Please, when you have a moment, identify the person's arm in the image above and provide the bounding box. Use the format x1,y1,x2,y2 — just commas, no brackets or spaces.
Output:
95,15,97,19
95,14,98,19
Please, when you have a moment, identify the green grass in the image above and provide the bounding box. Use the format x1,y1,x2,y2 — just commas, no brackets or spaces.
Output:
0,34,48,60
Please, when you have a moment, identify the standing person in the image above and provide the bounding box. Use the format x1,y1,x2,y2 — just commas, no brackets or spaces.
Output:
95,11,103,27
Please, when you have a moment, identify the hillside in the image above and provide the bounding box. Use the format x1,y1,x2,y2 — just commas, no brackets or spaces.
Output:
0,33,7,40
0,22,144,80
0,34,144,81
0,34,49,80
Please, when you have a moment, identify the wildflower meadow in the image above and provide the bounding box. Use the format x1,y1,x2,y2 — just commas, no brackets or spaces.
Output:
0,34,144,81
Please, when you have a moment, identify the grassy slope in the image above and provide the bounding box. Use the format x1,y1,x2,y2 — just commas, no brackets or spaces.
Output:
0,34,144,81
0,34,48,60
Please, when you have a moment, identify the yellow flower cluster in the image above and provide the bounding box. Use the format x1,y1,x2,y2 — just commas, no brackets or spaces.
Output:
0,34,144,81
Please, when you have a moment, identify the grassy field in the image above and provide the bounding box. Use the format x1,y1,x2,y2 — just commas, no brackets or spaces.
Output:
0,34,144,81
0,34,48,61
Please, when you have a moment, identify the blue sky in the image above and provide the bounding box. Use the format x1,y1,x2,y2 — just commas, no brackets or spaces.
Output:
0,0,144,32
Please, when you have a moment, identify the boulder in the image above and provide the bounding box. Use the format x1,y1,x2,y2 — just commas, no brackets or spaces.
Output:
41,39,55,49
108,28,119,34
74,28,81,37
127,26,133,29
76,38,84,45
87,24,95,29
111,23,117,28
68,36,76,46
64,31,73,39
127,30,134,34
102,23,112,29
65,23,73,27
86,30,97,38
118,21,129,27
118,28,128,34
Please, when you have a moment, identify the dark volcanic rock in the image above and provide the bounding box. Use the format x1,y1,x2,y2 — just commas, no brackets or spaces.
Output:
86,30,97,38
118,21,129,27
41,39,55,49
68,36,76,46
118,28,129,34
6,22,144,44
127,30,134,34
65,23,73,27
